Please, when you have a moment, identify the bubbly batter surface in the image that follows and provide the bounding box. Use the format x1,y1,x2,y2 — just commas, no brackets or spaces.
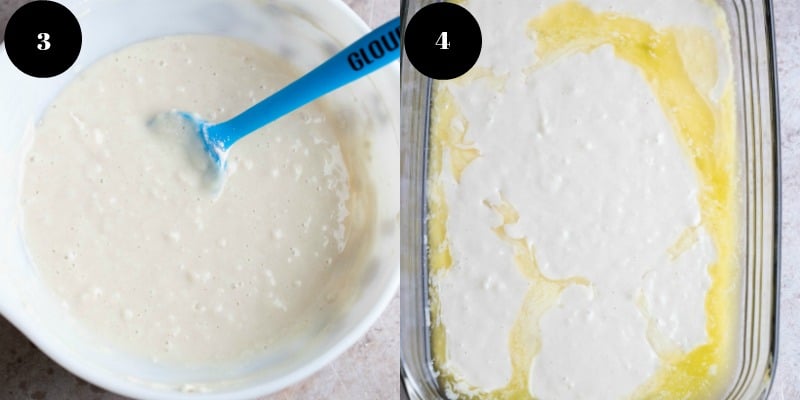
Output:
21,35,374,364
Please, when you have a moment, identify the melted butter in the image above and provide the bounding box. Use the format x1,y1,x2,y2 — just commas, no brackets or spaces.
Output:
529,3,737,398
433,88,481,184
668,225,701,260
427,87,458,392
429,0,737,398
428,88,457,275
635,289,684,363
453,67,509,92
671,27,719,96
483,197,590,398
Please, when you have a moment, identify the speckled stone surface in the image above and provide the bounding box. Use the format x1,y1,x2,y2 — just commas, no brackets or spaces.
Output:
0,0,399,399
771,1,800,399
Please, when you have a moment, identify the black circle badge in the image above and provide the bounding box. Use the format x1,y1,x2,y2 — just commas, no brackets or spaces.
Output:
4,1,82,78
403,3,481,80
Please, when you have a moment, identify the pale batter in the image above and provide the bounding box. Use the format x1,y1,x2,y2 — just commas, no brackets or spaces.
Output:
20,35,375,364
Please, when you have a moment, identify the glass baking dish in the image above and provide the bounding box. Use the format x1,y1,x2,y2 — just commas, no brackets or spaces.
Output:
399,0,780,399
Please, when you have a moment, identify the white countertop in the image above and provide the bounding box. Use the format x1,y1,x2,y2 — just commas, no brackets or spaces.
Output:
771,1,800,398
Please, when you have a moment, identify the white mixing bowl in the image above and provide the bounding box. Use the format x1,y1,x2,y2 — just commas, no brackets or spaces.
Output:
0,0,399,398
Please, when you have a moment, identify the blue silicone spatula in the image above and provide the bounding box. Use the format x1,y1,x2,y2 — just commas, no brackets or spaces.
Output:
152,17,400,169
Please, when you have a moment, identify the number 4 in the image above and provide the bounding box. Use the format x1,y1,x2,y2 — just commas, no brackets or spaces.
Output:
435,32,450,50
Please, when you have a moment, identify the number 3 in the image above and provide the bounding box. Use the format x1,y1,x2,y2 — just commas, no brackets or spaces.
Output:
436,32,450,50
37,33,50,51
